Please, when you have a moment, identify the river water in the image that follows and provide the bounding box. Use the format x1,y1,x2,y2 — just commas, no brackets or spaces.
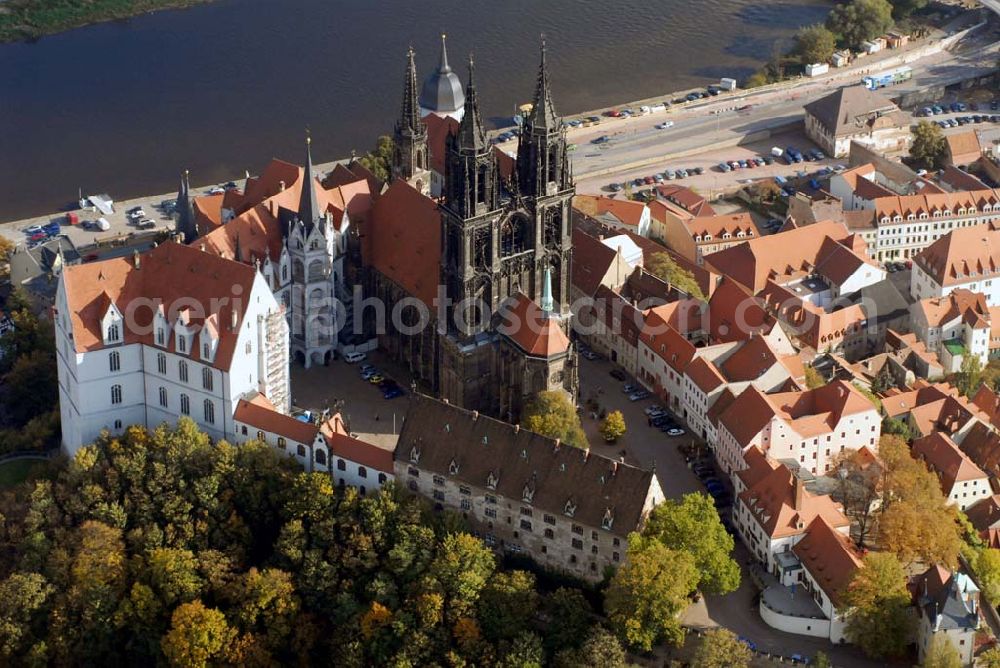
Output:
0,0,829,221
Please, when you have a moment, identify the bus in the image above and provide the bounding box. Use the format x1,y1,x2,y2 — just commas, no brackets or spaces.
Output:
861,66,912,90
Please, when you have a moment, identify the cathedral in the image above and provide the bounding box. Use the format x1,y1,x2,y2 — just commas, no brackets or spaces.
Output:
364,37,579,421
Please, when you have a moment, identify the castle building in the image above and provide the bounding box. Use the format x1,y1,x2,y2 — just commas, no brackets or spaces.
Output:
365,41,578,422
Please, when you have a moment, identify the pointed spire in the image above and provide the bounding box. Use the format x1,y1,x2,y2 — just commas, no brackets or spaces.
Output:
398,46,421,133
541,265,554,314
457,54,487,151
298,132,321,226
527,35,559,130
438,33,451,74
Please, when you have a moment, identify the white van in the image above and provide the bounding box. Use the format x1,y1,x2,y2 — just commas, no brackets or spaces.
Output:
344,351,366,363
97,217,111,231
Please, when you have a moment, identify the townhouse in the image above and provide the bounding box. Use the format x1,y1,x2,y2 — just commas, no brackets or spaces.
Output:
715,380,881,476
910,289,1000,372
914,566,980,667
912,225,1000,304
572,194,651,238
912,432,991,510
803,85,910,158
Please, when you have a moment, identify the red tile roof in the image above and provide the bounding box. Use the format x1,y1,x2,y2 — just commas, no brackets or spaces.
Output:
913,431,988,495
915,225,1000,288
424,114,461,175
574,195,647,229
656,184,716,217
686,356,725,392
571,228,621,298
639,314,696,373
719,385,778,448
60,242,257,370
367,180,442,308
793,516,862,606
497,293,570,357
235,394,319,444
739,460,849,539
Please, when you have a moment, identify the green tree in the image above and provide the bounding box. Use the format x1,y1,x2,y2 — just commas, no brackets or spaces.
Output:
0,236,12,281
161,600,235,668
646,252,705,301
0,572,53,661
923,634,961,668
643,493,740,595
498,631,544,668
542,587,593,654
553,626,625,668
975,548,1000,603
794,24,837,64
813,650,832,668
691,628,752,668
600,410,626,443
522,390,589,449
882,416,916,442
804,365,824,389
842,552,913,659
356,135,394,183
980,646,1000,668
910,120,947,170
477,570,539,642
956,353,984,397
827,0,894,50
147,547,204,607
430,533,496,619
890,0,927,19
605,535,698,651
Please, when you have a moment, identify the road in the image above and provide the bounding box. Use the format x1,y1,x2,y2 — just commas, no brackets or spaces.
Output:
560,27,1000,191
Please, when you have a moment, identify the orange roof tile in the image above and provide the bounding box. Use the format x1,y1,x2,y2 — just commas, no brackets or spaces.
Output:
61,242,258,369
497,293,570,357
367,180,441,308
719,385,778,448
234,395,319,444
739,461,849,539
793,516,862,606
914,225,1000,288
574,194,648,228
639,314,696,373
686,356,726,393
913,432,988,495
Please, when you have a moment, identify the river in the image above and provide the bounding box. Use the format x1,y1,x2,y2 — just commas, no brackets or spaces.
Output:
0,0,829,221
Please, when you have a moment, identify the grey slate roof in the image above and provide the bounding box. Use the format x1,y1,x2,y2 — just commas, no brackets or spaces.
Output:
923,575,978,632
420,35,465,115
846,279,911,325
804,86,905,137
9,235,81,286
396,393,657,537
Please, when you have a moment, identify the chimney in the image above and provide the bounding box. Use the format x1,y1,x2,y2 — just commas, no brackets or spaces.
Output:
471,410,479,420
230,307,239,331
611,461,619,476
279,180,286,192
514,423,520,433
443,398,449,404
793,476,805,510
132,250,140,269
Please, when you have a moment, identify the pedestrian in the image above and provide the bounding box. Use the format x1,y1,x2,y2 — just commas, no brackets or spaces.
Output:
375,412,380,422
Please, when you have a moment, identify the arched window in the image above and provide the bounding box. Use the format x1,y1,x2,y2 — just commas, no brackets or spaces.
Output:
297,444,306,457
277,437,286,449
110,384,122,405
307,259,325,282
109,350,120,372
337,459,346,471
378,473,387,484
257,430,264,440
500,215,527,256
315,450,327,465
158,387,167,407
107,323,120,342
202,367,213,391
358,466,368,478
157,352,167,374
156,327,165,346
203,400,215,424
177,336,186,353
292,260,305,283
180,393,190,415
282,264,288,281
178,361,188,383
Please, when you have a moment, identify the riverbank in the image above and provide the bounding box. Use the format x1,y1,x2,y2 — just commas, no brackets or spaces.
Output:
0,0,211,42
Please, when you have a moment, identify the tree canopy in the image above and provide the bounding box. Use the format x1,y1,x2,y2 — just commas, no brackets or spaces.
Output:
643,493,740,595
0,420,622,665
826,0,894,50
794,24,837,65
523,390,589,449
646,252,705,301
691,628,752,668
909,120,947,170
842,551,913,659
600,410,627,443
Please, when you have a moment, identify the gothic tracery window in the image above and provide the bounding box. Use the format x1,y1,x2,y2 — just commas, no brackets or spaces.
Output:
543,210,561,247
500,215,528,257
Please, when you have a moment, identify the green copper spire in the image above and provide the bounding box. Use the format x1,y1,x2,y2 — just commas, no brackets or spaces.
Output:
541,265,554,314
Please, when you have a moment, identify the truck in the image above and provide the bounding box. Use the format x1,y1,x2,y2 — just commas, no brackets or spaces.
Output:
861,66,912,90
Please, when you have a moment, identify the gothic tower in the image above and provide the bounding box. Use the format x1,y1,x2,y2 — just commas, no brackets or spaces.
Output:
515,39,574,319
441,56,503,339
392,47,431,195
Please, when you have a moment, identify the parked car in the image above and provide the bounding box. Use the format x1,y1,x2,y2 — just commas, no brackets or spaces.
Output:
655,121,675,129
629,391,649,401
591,135,611,144
717,162,731,172
344,351,367,363
665,427,685,436
360,363,376,373
609,368,628,381
367,374,384,384
383,387,404,399
622,383,637,393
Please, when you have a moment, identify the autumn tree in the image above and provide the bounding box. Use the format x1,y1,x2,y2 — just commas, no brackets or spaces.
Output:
691,628,752,668
980,646,1000,668
794,24,837,64
643,493,740,595
0,236,12,281
355,135,394,183
600,410,627,443
909,120,947,170
553,626,626,668
955,354,984,397
646,252,705,301
923,634,961,668
605,535,698,651
161,600,235,668
974,548,1000,603
477,570,539,643
523,391,589,449
826,0,894,50
541,587,593,656
0,572,53,662
804,365,825,389
842,552,913,659
831,448,882,548
879,434,962,567
890,0,927,18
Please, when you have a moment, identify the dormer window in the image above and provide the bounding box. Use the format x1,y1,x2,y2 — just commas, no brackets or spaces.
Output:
564,498,577,517
107,323,120,342
486,470,499,490
522,482,535,503
156,328,166,346
409,445,421,464
602,508,614,531
449,458,459,475
178,336,186,353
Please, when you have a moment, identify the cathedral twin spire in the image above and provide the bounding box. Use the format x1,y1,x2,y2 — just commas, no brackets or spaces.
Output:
298,133,322,229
